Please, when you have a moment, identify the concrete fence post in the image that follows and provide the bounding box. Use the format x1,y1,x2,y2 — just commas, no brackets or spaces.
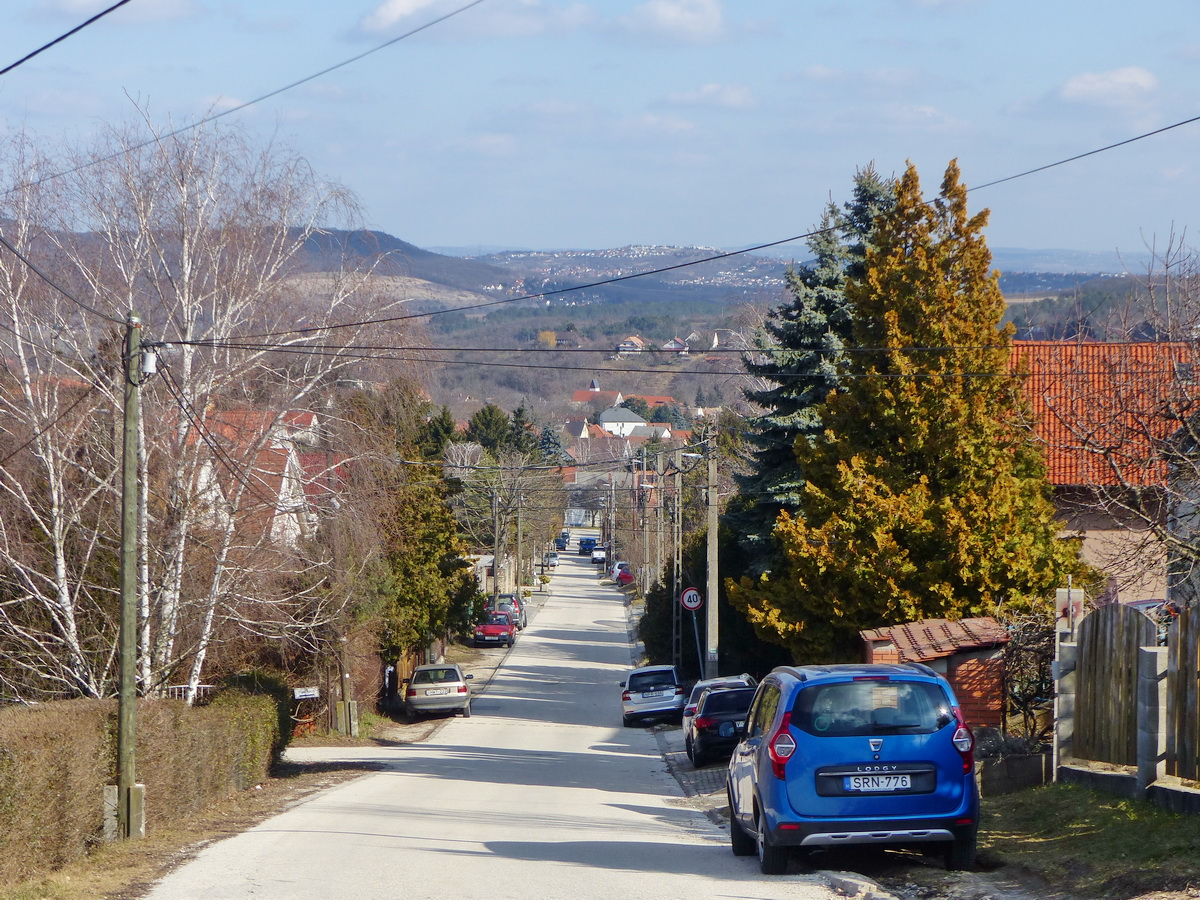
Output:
1136,646,1169,793
1052,638,1077,780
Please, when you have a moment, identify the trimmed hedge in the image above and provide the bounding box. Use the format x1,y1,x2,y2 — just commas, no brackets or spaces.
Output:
0,693,282,885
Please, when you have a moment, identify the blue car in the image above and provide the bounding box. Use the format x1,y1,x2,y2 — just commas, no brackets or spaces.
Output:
727,663,978,874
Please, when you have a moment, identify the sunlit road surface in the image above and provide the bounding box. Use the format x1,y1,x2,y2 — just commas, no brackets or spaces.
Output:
144,535,839,900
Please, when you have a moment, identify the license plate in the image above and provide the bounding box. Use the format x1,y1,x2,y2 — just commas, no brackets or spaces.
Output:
641,690,664,699
845,774,911,792
735,720,745,729
483,636,498,641
425,688,448,696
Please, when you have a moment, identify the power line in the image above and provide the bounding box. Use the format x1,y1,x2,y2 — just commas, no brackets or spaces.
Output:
0,232,123,325
1,0,490,201
0,382,103,469
232,231,821,340
0,0,135,79
972,115,1200,192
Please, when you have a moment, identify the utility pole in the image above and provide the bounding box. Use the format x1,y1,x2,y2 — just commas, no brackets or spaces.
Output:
655,451,665,591
640,447,650,593
516,496,524,593
491,489,501,601
115,312,145,839
672,449,683,670
704,438,719,679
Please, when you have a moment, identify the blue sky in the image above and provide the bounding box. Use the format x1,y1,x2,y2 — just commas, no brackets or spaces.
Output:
2,0,1198,259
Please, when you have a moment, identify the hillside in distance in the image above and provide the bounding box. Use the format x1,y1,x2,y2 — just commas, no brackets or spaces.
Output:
302,230,1136,308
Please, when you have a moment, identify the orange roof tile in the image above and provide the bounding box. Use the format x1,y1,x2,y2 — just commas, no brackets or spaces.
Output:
860,617,1009,662
1013,341,1198,487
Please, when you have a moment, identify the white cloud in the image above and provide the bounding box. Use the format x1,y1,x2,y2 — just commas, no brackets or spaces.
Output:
451,133,519,157
356,0,593,38
617,112,696,137
358,0,446,34
666,83,755,109
620,0,726,44
1059,66,1158,108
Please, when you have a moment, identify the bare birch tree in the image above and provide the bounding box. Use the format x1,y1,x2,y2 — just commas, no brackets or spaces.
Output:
0,116,409,701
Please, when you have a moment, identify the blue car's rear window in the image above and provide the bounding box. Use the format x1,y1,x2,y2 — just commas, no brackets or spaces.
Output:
791,680,954,736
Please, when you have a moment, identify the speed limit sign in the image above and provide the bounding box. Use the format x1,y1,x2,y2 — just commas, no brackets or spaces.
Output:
680,587,703,611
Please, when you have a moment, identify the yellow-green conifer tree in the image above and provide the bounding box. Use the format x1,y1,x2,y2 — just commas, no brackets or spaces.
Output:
728,161,1087,661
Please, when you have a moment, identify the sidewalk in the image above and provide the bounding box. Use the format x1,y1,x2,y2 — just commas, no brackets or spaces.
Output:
620,581,729,819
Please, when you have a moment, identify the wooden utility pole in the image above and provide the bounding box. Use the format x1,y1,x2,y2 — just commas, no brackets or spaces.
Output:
116,312,145,839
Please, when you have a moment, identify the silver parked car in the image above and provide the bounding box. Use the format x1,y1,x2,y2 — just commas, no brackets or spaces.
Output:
404,663,474,719
620,664,685,726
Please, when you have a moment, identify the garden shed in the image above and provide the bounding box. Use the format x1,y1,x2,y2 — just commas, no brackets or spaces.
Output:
859,617,1010,729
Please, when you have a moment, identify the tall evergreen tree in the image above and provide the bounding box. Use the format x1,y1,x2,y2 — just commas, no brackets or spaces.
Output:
536,420,568,464
729,161,1087,661
730,166,895,573
507,401,538,455
466,403,510,452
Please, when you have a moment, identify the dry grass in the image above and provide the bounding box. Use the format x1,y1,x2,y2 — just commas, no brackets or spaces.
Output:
982,783,1200,898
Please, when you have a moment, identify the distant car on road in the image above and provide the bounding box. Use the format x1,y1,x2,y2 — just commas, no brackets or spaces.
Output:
578,536,597,555
591,547,607,565
473,611,516,648
554,536,568,551
543,551,559,568
487,594,527,629
620,664,685,727
404,664,474,719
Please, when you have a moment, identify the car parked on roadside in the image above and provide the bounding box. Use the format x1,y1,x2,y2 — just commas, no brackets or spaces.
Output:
615,567,635,587
726,663,979,874
620,664,685,726
543,551,559,568
473,611,516,648
555,536,568,551
591,547,607,565
686,686,756,767
487,594,527,629
404,663,474,719
682,673,757,722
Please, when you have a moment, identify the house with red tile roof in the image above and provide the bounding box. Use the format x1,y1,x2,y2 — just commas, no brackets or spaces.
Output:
1013,340,1200,604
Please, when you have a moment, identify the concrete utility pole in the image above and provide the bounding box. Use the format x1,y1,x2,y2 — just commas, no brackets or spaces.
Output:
704,439,719,679
115,312,145,839
516,496,524,591
672,450,683,670
491,489,501,600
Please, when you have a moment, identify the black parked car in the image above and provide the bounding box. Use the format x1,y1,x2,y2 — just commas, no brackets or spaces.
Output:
685,686,755,767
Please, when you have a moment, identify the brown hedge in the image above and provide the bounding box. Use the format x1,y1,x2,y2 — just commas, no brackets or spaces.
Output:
0,694,280,884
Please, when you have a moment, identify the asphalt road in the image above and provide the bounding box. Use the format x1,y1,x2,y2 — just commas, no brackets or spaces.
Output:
141,535,842,900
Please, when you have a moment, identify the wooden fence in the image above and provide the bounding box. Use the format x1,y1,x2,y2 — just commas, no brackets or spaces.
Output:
1167,604,1200,781
1073,604,1155,766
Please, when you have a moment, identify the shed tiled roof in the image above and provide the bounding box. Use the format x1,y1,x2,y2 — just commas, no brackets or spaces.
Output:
1013,341,1200,488
860,617,1009,662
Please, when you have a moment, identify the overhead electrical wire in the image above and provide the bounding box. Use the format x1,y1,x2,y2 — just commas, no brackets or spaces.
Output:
0,232,123,325
1,0,491,201
0,382,103,469
0,0,135,79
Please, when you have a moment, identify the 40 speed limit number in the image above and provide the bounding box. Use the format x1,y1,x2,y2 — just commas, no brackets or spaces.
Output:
679,587,702,611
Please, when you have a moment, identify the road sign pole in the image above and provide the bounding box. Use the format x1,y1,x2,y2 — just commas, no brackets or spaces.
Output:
691,610,704,676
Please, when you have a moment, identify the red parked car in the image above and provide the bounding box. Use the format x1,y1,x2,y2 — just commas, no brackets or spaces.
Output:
473,611,516,648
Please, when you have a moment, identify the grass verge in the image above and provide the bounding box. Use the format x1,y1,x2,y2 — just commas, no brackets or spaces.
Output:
982,783,1200,898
